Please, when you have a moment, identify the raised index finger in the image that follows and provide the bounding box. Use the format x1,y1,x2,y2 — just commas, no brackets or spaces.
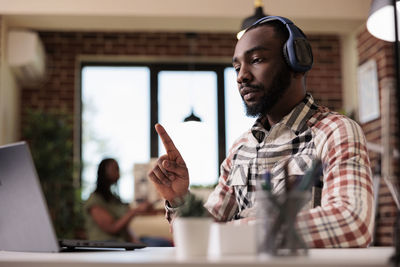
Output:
155,123,181,160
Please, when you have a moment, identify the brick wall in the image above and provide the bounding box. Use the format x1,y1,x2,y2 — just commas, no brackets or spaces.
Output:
21,31,237,116
20,31,342,117
307,35,342,111
357,27,398,246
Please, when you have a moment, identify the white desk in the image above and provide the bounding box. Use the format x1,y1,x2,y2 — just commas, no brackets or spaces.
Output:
0,247,395,267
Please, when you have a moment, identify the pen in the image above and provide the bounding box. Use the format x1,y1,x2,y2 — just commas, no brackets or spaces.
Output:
297,159,323,191
262,171,272,191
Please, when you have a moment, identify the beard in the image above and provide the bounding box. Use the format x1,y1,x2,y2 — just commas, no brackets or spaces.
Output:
242,64,292,118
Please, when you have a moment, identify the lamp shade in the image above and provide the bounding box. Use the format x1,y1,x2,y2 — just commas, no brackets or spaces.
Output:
367,0,400,42
237,0,266,39
240,6,266,31
183,110,201,122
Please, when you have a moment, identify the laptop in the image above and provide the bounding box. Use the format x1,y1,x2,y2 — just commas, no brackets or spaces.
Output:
0,141,146,252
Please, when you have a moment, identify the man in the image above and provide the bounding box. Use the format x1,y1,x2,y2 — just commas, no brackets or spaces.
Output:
148,16,374,248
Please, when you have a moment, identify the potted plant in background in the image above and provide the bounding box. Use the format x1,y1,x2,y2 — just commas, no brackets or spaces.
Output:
173,193,212,259
22,109,84,239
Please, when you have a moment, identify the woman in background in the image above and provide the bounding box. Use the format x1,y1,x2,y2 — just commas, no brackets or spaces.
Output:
84,158,152,243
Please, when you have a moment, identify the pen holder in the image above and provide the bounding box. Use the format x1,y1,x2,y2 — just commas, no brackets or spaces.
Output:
256,190,310,256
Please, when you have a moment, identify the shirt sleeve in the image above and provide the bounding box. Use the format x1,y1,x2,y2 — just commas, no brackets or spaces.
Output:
165,168,238,223
164,193,190,223
296,116,375,248
204,143,240,222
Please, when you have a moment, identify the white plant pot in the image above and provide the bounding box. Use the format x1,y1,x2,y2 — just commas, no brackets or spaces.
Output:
173,217,212,259
208,222,257,257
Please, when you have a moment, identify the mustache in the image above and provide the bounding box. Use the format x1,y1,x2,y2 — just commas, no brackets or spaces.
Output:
239,83,264,91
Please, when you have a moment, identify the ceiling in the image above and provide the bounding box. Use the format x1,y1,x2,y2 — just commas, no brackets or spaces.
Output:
0,0,372,34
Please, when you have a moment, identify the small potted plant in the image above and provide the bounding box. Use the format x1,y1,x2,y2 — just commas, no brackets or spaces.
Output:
173,193,212,259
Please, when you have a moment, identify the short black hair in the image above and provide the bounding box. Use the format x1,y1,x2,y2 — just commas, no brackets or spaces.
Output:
245,19,290,45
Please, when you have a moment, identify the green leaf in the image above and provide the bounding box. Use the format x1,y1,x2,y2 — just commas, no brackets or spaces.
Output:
177,193,210,218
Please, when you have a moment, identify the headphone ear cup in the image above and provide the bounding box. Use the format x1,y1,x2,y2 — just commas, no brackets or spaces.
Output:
285,23,313,72
282,42,293,69
293,39,313,67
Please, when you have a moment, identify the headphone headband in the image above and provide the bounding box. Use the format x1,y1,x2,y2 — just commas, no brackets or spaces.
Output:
253,15,294,26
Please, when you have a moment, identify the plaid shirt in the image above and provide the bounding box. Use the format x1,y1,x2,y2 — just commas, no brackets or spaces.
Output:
166,94,374,248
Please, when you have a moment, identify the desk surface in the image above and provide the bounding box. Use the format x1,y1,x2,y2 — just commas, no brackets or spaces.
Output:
0,247,395,267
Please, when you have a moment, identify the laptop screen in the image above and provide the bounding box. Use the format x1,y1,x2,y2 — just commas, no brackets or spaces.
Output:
0,142,60,252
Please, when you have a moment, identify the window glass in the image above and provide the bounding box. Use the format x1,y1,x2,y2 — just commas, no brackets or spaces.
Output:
81,66,150,202
224,67,255,154
158,71,219,186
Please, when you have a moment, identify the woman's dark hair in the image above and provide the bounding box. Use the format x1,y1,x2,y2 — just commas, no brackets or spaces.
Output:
95,158,121,202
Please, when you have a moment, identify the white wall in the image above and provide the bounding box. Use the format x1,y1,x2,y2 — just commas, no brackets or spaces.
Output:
340,30,360,119
0,0,370,34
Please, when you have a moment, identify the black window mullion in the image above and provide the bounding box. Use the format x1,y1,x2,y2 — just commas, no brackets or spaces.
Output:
217,66,226,170
150,66,159,158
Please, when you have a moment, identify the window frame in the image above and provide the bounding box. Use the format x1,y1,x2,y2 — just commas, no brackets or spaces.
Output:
79,61,231,189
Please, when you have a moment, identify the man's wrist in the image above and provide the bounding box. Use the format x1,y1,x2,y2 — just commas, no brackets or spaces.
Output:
166,191,190,208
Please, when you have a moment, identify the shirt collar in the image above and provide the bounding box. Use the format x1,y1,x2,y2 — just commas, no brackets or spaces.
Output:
251,93,318,142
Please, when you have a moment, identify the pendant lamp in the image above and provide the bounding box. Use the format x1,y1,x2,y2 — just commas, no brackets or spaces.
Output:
237,0,267,39
367,0,400,41
183,33,202,123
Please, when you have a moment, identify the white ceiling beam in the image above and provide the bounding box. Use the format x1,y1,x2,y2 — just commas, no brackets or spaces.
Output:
0,0,372,34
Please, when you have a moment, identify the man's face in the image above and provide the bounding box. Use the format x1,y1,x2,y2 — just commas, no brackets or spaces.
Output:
232,25,292,118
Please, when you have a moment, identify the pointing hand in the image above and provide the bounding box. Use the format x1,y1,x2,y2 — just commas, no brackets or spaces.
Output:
147,124,189,205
